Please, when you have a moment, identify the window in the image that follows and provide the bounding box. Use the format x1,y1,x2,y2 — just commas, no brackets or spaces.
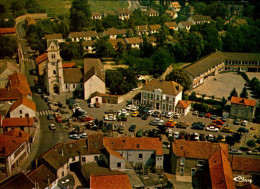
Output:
117,162,121,168
53,70,56,75
82,157,86,162
19,110,22,114
72,157,75,161
66,84,68,89
180,157,185,165
166,97,169,101
73,84,76,89
197,160,204,166
62,171,64,177
94,156,98,161
180,167,184,176
139,154,143,159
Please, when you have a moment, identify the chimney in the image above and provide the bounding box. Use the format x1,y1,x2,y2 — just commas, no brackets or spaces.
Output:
61,149,64,156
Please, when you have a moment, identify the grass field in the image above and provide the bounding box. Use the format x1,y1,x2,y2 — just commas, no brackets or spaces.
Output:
37,0,129,16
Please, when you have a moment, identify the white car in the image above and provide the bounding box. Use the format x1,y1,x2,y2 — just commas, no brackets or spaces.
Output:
165,112,173,118
104,114,116,121
126,105,134,110
242,120,248,126
174,131,179,139
206,126,219,132
118,109,129,116
80,133,88,138
207,134,214,141
174,113,181,119
147,110,154,115
194,133,199,141
168,129,173,137
49,124,56,130
131,106,139,111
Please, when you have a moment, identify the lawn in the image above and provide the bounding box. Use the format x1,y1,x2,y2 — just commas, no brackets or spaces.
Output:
36,0,129,17
63,59,84,68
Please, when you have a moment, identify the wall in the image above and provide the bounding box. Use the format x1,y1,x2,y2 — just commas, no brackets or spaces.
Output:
84,75,105,100
109,154,126,169
37,61,47,76
64,83,82,93
10,104,36,118
57,163,69,179
230,104,255,121
90,96,102,104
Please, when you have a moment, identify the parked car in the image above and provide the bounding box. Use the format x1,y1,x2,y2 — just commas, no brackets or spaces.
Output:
129,125,136,132
207,134,214,142
237,127,249,133
49,124,56,130
221,126,233,133
211,115,217,120
89,103,94,108
131,111,139,117
192,111,199,116
165,111,173,118
199,112,205,117
221,116,227,122
41,94,48,99
229,149,242,155
213,120,224,125
174,113,181,119
55,116,62,123
194,133,199,141
174,131,179,139
118,125,124,134
80,116,94,122
36,86,42,93
191,122,205,130
126,104,134,110
205,113,212,118
104,114,116,121
242,120,248,126
161,111,166,117
234,119,241,125
136,129,143,137
69,134,80,140
206,126,219,132
165,120,177,127
176,121,189,129
131,106,139,111
80,133,88,138
152,111,161,117
142,114,149,120
47,114,53,120
147,110,154,115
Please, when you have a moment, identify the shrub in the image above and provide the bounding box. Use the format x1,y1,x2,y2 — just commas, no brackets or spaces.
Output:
247,139,256,148
239,146,250,151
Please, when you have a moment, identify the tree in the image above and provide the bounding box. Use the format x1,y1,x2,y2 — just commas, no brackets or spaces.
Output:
165,69,192,91
226,136,235,149
94,37,116,57
240,87,248,98
247,139,256,148
11,0,25,17
232,132,241,143
228,88,238,100
155,26,169,48
152,49,174,76
70,0,91,31
0,36,18,58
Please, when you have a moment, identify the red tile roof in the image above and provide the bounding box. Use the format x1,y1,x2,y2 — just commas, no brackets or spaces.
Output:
90,174,132,189
172,140,229,160
0,27,16,34
230,96,256,107
2,117,34,127
0,134,27,156
62,62,75,68
176,100,191,109
8,73,32,96
231,156,260,172
0,88,24,101
209,149,235,189
9,97,36,112
5,129,30,142
35,53,48,65
0,172,35,189
103,137,163,159
171,2,181,8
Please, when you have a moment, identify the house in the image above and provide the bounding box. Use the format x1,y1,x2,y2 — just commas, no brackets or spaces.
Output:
1,117,35,136
0,134,30,178
0,28,16,36
103,28,131,39
0,172,35,189
91,12,102,19
0,103,12,117
116,8,130,20
170,140,232,188
149,24,161,34
165,22,178,31
63,68,83,94
233,18,248,27
188,15,212,25
141,79,183,112
125,37,143,49
146,8,159,17
90,92,122,105
135,25,149,36
44,33,65,43
170,2,181,12
184,51,226,89
165,10,177,19
103,137,163,171
0,61,19,87
108,38,126,50
69,31,98,42
35,53,48,76
83,58,105,100
228,5,244,16
27,164,58,189
82,40,96,54
175,100,191,116
147,36,157,46
230,96,256,121
178,21,193,31
0,88,24,103
9,97,36,118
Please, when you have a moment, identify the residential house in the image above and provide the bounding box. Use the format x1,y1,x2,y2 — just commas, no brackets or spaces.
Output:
136,25,149,36
233,19,248,27
170,2,181,12
108,38,126,50
0,88,24,103
69,31,98,42
83,58,105,100
0,61,19,87
149,24,161,34
170,140,232,188
230,96,256,121
1,117,35,136
146,8,159,17
116,8,130,20
228,5,244,16
103,28,131,39
175,100,191,116
184,51,226,89
35,53,48,76
0,28,16,36
91,12,102,19
188,15,212,25
103,137,164,171
0,133,30,178
165,22,178,31
9,97,36,118
44,33,65,43
0,172,35,189
82,40,96,54
63,68,83,94
178,21,193,31
147,36,157,46
27,164,58,189
125,37,143,49
165,10,177,19
141,79,183,112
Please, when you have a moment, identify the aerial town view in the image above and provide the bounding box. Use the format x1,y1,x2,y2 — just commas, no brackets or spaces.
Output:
0,0,259,188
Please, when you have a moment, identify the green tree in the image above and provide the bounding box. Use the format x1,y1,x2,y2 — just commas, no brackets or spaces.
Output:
232,132,241,143
155,26,169,48
165,69,192,91
0,36,18,58
228,88,238,100
11,0,25,17
240,87,248,98
247,139,256,148
226,136,235,149
152,49,173,76
70,0,91,31
94,37,116,57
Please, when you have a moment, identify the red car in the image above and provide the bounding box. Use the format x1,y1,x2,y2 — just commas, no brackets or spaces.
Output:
213,120,224,125
80,116,94,122
55,116,62,123
205,113,212,118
